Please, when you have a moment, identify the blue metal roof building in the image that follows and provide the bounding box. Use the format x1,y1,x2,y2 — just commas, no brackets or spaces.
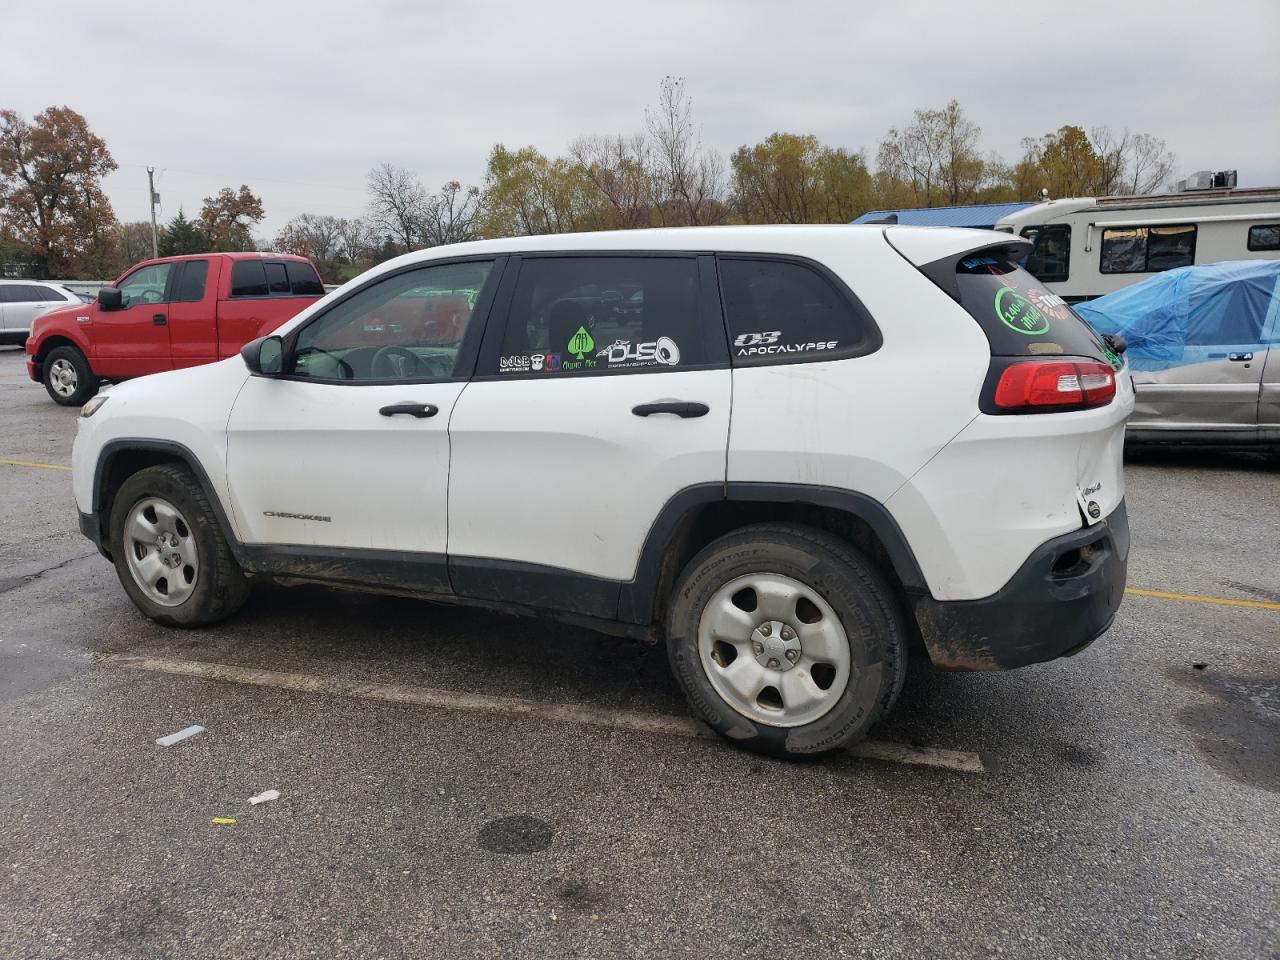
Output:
850,201,1033,229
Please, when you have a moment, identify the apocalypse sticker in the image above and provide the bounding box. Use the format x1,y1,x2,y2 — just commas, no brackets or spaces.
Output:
733,331,839,357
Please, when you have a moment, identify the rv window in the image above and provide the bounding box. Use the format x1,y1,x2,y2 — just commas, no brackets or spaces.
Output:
1100,224,1196,274
1020,225,1071,283
1247,225,1280,252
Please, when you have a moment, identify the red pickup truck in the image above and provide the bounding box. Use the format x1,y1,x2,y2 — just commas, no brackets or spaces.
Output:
25,252,324,405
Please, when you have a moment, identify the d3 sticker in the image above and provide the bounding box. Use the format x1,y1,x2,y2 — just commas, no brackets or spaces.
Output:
995,287,1050,335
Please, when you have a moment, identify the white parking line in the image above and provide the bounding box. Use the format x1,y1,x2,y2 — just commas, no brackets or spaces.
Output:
100,653,984,774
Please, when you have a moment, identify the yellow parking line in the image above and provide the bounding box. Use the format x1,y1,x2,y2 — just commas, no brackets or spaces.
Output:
0,457,71,472
1126,587,1280,611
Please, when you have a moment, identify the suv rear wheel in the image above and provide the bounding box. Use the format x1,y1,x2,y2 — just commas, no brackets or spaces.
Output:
42,345,99,407
108,464,250,627
666,523,907,757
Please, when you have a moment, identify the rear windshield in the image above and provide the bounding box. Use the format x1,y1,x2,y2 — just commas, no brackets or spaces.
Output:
954,255,1108,361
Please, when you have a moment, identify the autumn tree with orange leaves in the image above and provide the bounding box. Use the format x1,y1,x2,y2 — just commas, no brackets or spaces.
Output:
0,106,118,278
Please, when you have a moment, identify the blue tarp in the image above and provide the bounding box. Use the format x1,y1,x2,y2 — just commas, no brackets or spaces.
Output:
1075,261,1280,372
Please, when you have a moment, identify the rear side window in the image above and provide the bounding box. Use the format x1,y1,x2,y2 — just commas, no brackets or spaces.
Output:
719,258,878,366
286,260,323,295
954,256,1108,360
1247,224,1280,251
265,261,291,294
1101,224,1196,273
230,260,268,297
174,260,208,302
2,284,57,303
492,256,707,376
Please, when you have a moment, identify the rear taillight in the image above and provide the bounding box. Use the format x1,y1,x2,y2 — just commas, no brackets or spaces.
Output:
993,359,1116,412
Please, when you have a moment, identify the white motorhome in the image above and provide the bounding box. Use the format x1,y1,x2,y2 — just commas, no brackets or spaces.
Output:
995,187,1280,301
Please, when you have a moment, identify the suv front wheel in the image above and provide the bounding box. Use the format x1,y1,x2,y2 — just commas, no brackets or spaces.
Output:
108,464,251,627
666,523,907,757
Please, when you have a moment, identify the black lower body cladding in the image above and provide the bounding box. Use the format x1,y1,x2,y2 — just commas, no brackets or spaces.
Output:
914,501,1130,671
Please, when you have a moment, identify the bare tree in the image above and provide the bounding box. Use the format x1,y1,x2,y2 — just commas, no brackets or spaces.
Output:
275,213,342,263
419,181,482,246
336,217,377,262
644,76,726,226
570,134,655,230
366,162,427,251
1125,133,1176,194
877,100,990,206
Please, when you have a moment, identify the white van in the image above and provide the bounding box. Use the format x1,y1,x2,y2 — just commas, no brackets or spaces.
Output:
996,188,1280,301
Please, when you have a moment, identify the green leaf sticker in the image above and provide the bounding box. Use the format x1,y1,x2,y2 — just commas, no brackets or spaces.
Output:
568,326,595,360
995,287,1050,336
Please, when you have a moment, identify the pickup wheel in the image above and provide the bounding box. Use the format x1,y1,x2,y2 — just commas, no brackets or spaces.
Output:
107,464,250,627
666,523,907,758
42,345,99,407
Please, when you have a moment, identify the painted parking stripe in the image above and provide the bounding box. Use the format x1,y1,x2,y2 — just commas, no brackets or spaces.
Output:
99,654,984,774
1125,587,1280,612
0,457,71,471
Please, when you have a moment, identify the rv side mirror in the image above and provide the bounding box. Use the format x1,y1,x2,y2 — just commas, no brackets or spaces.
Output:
240,335,284,376
97,287,122,311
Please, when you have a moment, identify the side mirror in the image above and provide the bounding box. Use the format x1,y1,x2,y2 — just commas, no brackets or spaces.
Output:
97,287,122,311
240,335,285,376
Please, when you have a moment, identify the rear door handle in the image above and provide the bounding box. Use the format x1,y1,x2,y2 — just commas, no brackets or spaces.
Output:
379,402,438,418
1228,352,1254,362
152,313,166,326
631,401,709,419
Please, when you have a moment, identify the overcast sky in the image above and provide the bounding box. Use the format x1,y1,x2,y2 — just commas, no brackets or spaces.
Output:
5,0,1277,236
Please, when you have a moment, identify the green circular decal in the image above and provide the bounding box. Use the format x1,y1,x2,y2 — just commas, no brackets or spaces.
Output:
995,287,1050,336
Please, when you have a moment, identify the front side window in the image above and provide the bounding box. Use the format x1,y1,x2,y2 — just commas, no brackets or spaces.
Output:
117,263,172,308
493,257,705,376
290,260,493,382
1247,225,1280,251
719,258,877,366
1020,225,1071,283
1101,224,1196,274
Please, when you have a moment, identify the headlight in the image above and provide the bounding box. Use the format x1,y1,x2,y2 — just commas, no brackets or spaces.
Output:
80,396,109,418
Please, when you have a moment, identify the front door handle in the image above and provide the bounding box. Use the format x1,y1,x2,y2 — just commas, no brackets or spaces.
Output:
152,313,166,326
631,401,710,419
1228,352,1254,362
379,402,438,419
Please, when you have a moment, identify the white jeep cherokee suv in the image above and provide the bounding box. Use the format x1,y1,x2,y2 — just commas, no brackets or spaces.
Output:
72,226,1133,758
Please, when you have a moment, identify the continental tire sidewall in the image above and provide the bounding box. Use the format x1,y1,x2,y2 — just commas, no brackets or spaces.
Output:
667,526,903,757
108,466,246,627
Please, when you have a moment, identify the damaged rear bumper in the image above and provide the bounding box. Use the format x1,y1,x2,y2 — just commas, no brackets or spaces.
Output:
914,500,1129,671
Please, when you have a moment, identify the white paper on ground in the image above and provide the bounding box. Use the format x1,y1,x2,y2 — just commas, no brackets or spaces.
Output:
248,789,280,805
156,725,205,747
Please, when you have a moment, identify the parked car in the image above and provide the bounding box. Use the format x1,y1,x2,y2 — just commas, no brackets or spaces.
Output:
0,279,83,346
24,252,324,406
71,226,1132,758
1076,260,1279,445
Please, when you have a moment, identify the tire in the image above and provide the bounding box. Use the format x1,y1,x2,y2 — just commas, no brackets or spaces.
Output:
42,345,99,407
666,523,908,758
108,464,250,627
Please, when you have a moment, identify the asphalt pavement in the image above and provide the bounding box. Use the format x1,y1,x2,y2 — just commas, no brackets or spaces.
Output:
1,348,1277,960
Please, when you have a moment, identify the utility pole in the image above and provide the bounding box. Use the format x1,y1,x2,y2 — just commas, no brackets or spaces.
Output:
147,167,160,259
